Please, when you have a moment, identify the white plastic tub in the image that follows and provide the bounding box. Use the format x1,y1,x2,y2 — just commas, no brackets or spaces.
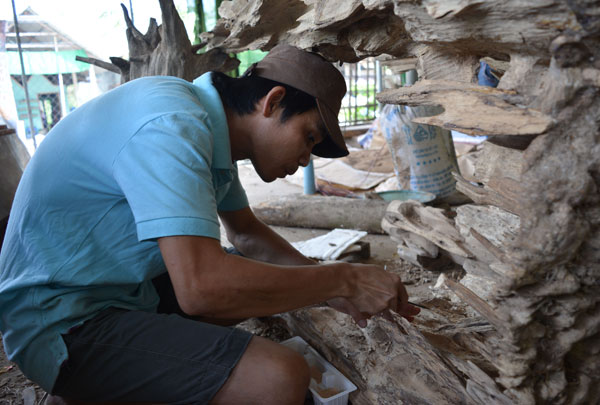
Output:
281,336,357,405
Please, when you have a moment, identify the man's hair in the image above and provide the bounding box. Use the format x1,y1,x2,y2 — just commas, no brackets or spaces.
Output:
211,71,318,123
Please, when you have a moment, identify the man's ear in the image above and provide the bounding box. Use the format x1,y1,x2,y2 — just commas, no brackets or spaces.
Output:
260,86,286,117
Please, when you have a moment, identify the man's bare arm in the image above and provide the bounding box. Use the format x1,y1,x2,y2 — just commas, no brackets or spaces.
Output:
157,235,418,322
219,207,315,266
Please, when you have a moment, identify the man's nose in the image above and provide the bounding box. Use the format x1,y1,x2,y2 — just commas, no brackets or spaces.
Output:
299,151,311,167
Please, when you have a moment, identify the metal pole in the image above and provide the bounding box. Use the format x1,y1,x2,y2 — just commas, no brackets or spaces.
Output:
406,69,418,85
129,0,134,25
375,60,382,114
375,60,382,92
54,35,67,119
11,0,37,149
303,157,316,195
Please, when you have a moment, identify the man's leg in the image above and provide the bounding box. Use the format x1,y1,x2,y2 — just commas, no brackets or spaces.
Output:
49,304,309,403
152,270,310,404
211,336,310,404
47,333,309,405
49,308,254,403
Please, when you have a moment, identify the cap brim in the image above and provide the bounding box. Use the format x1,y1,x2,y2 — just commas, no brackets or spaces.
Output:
312,99,349,158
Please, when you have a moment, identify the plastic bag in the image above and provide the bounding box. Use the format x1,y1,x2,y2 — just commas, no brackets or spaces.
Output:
380,104,459,198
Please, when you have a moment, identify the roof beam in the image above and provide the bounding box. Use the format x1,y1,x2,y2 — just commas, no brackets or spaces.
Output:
5,43,74,50
6,32,57,37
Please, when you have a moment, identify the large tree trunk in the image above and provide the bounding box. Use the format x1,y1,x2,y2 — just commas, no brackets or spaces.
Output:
77,0,238,83
206,1,600,403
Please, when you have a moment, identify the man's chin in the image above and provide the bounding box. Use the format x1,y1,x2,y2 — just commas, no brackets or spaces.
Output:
257,170,277,183
251,161,280,182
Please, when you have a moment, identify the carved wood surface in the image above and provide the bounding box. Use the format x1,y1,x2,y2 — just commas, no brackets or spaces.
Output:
384,200,472,257
203,0,600,403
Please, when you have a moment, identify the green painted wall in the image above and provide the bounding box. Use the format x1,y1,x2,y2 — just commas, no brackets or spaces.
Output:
11,75,76,136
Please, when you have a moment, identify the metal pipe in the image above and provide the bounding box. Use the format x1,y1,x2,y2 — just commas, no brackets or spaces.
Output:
405,69,418,85
303,158,316,194
11,0,37,149
54,35,67,119
129,0,134,25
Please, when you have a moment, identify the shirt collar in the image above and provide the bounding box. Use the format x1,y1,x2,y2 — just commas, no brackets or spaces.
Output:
191,72,233,171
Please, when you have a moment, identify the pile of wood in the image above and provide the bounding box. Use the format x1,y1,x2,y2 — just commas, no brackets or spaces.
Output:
203,1,600,404
381,141,523,299
84,0,599,403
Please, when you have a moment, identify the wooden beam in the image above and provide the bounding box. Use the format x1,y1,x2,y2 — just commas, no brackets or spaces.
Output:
376,80,554,136
75,56,121,74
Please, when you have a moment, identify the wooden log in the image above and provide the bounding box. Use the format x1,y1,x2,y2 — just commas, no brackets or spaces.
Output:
459,359,514,405
413,44,480,82
282,307,475,405
472,141,523,184
376,80,555,137
382,217,454,269
382,217,439,258
460,272,500,302
204,1,600,403
207,1,576,62
422,0,485,19
443,277,509,334
76,0,239,82
453,172,523,216
252,194,388,234
384,200,472,257
454,204,519,265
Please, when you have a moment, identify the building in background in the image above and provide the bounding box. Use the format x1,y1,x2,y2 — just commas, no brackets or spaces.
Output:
1,7,119,152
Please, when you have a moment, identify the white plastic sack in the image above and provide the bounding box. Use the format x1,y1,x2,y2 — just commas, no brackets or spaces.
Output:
380,104,459,198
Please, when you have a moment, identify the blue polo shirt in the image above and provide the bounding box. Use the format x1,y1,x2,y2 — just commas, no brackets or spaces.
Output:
0,73,248,391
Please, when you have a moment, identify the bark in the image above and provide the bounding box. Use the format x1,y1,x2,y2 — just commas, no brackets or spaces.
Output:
77,0,239,82
252,194,388,234
205,1,600,403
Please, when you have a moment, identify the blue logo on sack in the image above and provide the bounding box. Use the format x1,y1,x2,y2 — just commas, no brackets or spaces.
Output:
427,126,437,140
413,126,429,142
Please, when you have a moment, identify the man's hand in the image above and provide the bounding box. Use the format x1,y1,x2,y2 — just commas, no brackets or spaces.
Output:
328,263,420,328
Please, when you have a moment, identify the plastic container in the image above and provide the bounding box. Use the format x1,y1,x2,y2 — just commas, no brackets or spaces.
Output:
376,189,436,203
281,336,357,405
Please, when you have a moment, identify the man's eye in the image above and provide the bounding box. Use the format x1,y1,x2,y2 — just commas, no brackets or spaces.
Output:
308,134,315,144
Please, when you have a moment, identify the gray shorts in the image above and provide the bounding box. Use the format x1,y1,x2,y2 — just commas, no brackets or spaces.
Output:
50,273,253,404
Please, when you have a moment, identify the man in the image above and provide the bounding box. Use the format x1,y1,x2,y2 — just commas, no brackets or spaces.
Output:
0,45,419,404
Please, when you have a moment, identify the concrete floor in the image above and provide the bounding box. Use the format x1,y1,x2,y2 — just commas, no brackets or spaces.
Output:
228,159,441,300
224,159,400,266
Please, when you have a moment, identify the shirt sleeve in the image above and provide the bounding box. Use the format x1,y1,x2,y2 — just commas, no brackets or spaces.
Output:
112,113,221,242
216,164,249,212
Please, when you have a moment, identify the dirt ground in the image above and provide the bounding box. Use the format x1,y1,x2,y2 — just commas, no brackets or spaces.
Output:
0,339,45,404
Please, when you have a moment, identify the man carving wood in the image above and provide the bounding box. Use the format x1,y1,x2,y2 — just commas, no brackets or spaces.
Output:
0,45,419,404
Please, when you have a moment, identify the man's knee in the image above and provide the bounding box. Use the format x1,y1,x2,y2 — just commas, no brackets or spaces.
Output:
266,344,310,393
212,336,310,405
247,338,310,403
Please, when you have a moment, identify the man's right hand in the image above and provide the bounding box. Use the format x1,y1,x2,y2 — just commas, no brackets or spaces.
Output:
328,263,420,327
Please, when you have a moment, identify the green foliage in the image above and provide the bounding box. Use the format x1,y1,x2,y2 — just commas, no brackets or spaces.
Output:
235,49,267,76
193,0,206,44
